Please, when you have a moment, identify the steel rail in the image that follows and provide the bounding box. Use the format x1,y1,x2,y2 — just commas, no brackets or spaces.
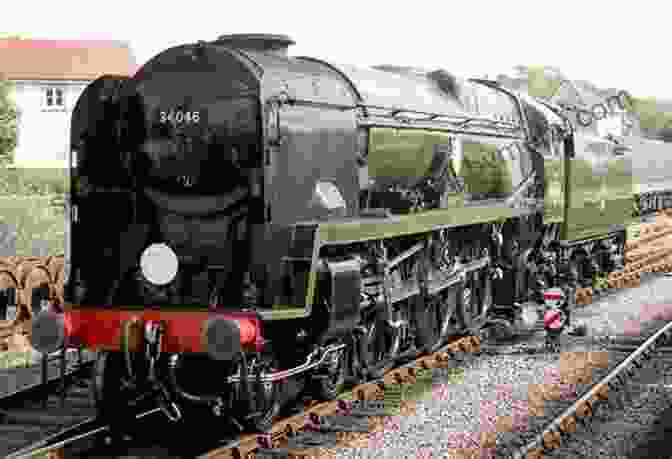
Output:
5,407,162,459
511,319,672,458
202,334,481,458
0,363,92,402
0,352,93,408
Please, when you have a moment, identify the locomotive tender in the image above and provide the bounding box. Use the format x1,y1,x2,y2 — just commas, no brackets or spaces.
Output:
31,34,629,431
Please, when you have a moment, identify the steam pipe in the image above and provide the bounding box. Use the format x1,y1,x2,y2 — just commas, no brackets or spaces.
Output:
225,343,345,383
166,343,346,405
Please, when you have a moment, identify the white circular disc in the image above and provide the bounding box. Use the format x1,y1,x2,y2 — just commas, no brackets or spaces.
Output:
140,243,179,286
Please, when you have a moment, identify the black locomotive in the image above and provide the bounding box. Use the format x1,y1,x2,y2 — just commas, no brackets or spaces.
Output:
31,34,629,433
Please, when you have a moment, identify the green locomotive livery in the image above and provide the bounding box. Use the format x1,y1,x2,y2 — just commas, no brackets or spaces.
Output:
33,34,646,432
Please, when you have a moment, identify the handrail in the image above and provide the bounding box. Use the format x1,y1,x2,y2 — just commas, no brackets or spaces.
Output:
274,95,522,132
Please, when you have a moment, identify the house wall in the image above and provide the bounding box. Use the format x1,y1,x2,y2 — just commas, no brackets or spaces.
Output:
10,80,88,168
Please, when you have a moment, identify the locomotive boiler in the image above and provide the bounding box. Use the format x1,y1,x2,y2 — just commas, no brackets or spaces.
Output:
30,34,628,433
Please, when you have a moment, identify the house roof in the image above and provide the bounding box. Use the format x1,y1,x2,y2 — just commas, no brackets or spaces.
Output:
0,39,136,81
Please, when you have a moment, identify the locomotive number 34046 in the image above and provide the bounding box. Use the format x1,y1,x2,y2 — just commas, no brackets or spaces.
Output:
159,110,200,124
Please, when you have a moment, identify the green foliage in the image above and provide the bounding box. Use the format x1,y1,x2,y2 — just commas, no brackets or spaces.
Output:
0,33,26,39
0,167,66,257
631,96,672,133
0,78,18,166
0,34,26,165
593,273,609,290
0,195,65,256
627,221,641,240
0,350,33,369
516,65,672,138
0,167,68,196
525,66,563,99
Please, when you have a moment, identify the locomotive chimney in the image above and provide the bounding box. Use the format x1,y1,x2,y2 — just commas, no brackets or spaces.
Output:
215,33,295,57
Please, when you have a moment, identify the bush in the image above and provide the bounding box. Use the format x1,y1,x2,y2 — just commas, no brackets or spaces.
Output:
0,167,68,196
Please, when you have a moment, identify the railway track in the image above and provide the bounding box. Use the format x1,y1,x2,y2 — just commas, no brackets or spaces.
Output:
220,334,483,459
5,334,483,458
3,211,672,458
0,348,196,459
491,319,672,459
232,213,672,458
1,349,93,404
5,408,179,459
214,324,672,459
0,350,95,458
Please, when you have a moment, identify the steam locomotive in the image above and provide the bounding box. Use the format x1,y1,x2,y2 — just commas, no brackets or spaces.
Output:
31,34,633,432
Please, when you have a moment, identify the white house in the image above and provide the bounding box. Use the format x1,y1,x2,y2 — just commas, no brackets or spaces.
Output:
0,39,135,168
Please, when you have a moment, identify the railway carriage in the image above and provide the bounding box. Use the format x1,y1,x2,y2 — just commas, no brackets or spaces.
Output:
30,34,630,431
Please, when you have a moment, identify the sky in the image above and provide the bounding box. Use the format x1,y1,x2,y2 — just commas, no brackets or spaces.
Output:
4,0,670,99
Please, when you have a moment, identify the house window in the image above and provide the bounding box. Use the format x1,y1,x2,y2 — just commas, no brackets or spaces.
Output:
44,87,65,108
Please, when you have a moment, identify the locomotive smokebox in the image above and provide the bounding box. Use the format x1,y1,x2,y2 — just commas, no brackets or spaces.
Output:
215,33,295,56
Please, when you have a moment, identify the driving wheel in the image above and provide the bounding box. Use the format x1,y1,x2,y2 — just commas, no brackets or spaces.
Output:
458,269,493,334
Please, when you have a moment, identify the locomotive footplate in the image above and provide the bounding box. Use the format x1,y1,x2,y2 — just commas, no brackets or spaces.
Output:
557,228,626,264
557,227,626,250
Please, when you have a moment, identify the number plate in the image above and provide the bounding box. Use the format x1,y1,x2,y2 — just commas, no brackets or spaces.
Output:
158,109,203,125
6,305,17,322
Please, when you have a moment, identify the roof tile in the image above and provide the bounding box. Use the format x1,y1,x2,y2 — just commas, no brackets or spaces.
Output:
0,39,135,81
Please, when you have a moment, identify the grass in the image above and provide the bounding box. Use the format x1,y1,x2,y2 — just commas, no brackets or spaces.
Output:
336,366,466,415
0,194,65,256
627,221,642,240
383,366,465,415
0,167,67,196
0,349,34,369
0,166,67,257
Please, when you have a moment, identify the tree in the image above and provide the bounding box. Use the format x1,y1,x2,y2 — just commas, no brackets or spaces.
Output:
634,97,672,129
0,78,18,166
531,66,565,99
509,65,565,99
0,34,24,165
508,65,672,140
